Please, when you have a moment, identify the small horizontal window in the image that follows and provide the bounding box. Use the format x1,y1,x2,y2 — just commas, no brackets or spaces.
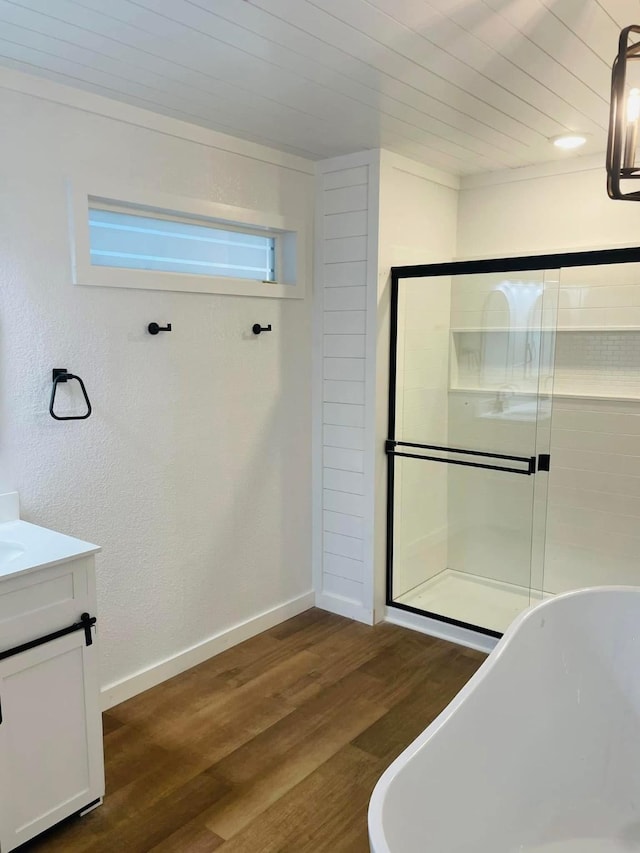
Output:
89,207,276,283
69,186,305,299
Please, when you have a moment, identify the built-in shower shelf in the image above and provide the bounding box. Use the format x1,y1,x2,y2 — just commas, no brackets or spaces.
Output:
451,326,640,333
555,327,640,332
451,327,542,333
552,392,640,402
450,326,640,403
449,387,640,402
449,387,540,396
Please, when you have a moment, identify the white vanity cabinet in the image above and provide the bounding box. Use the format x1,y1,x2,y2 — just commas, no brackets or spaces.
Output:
0,547,105,852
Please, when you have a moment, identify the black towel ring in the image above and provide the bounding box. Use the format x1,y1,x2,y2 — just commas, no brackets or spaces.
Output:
49,369,92,421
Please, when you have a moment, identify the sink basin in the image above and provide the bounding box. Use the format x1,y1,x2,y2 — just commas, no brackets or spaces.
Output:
0,519,99,578
0,541,26,565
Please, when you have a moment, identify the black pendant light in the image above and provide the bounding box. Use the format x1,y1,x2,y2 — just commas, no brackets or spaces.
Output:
607,25,640,200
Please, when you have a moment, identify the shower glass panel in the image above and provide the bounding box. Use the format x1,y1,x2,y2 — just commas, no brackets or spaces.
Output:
388,269,558,636
541,261,640,598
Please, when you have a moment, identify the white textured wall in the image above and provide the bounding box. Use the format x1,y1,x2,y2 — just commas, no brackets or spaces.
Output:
458,158,640,258
0,73,314,697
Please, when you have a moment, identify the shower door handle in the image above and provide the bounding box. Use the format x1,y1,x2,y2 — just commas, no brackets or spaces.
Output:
385,441,538,476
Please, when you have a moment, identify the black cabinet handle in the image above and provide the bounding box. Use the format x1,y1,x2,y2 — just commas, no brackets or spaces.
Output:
0,613,97,663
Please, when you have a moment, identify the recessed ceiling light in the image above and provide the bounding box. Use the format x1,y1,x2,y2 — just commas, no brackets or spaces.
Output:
551,134,588,150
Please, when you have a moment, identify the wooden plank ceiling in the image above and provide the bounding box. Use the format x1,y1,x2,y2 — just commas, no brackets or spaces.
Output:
0,0,636,175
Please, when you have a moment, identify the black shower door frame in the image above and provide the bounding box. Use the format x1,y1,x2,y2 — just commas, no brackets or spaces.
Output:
387,246,640,638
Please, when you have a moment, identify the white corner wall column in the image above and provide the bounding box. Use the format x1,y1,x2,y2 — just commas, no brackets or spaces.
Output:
313,149,459,626
313,151,380,624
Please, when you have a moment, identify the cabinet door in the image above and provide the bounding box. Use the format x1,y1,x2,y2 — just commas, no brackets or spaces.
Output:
0,631,104,852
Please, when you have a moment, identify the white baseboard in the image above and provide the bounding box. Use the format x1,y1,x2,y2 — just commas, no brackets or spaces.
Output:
315,591,374,625
384,606,498,654
100,591,315,710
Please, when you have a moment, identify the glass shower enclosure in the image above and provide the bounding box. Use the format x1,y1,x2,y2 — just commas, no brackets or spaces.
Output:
386,249,640,637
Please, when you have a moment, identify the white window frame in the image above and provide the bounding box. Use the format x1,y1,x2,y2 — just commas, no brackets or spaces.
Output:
67,183,306,299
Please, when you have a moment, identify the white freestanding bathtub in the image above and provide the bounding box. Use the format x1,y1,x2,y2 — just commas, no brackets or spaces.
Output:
369,587,640,853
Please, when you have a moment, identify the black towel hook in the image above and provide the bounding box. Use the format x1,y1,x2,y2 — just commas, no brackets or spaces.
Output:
49,369,92,421
148,322,172,335
252,324,272,335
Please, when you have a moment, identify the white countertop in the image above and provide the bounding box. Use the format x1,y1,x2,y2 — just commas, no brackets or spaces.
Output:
0,519,100,580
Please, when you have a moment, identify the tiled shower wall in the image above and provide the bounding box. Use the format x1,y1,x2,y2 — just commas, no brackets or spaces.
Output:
545,395,640,592
543,263,640,593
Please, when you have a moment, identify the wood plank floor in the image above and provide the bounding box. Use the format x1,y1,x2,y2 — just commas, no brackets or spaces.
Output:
21,609,485,853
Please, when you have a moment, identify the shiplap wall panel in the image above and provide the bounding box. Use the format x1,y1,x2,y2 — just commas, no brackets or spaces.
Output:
324,286,367,311
323,425,365,450
323,335,366,358
323,311,366,334
324,212,368,240
323,358,366,381
324,262,368,288
324,531,365,561
323,551,365,580
323,166,369,190
323,185,368,215
323,402,365,427
323,447,365,472
323,236,368,264
323,380,365,405
314,151,377,622
323,510,365,537
322,489,366,517
322,573,365,601
323,467,365,495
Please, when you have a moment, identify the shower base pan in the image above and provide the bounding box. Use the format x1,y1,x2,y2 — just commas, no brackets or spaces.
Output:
396,569,552,634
